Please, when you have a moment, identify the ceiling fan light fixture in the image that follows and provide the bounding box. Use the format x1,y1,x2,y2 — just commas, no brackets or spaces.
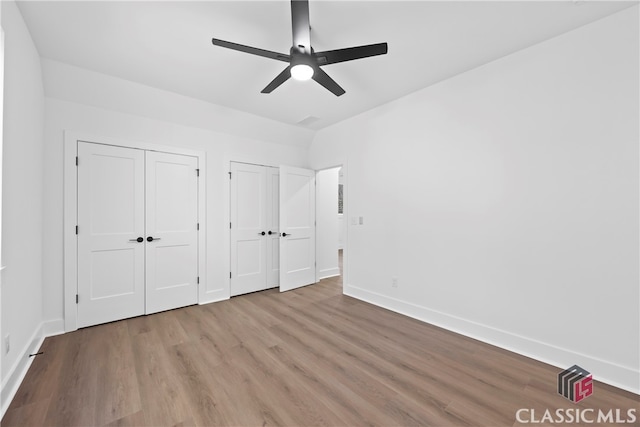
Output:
291,63,314,81
211,0,388,96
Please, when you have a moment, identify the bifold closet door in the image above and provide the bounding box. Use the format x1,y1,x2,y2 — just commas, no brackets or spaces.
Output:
145,151,199,314
230,162,279,296
77,142,146,328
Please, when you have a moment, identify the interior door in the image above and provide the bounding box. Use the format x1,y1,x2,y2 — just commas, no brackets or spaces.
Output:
279,166,316,292
77,142,145,327
145,151,199,314
230,162,268,296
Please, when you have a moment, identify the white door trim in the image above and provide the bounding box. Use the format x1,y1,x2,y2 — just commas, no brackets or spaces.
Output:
315,165,343,281
310,161,349,294
63,131,207,332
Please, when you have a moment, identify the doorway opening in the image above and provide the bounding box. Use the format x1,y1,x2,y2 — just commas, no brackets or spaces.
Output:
315,165,345,291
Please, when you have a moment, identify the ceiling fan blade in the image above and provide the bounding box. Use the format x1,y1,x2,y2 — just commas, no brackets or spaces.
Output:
291,0,311,54
261,66,292,93
315,43,388,66
212,38,291,62
312,67,345,97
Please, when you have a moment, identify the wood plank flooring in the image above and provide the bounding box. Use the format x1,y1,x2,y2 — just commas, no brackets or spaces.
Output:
3,268,638,426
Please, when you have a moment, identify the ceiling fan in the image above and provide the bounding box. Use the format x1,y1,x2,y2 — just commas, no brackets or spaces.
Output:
211,0,388,97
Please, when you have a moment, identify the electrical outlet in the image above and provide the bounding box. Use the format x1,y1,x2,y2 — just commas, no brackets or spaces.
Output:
391,277,398,288
4,335,10,354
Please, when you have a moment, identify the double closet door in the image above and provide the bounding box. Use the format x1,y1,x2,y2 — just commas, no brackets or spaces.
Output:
230,162,317,296
77,142,199,328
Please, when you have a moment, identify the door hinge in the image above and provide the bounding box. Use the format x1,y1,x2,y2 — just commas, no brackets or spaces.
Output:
75,156,79,166
197,276,200,284
75,294,79,304
228,171,232,179
229,222,232,229
230,272,232,279
197,223,200,230
196,168,200,177
75,225,78,235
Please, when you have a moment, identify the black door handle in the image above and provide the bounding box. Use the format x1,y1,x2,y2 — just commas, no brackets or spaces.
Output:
147,236,162,242
129,237,144,243
261,231,266,236
281,232,289,237
268,231,273,235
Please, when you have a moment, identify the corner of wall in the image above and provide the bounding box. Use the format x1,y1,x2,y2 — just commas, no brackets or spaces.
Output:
343,285,640,395
0,323,44,419
0,0,47,417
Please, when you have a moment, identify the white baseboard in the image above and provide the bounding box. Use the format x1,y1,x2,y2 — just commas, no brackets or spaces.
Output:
317,267,340,281
344,284,639,395
0,324,44,419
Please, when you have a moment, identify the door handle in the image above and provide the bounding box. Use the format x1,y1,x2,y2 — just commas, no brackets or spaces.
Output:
259,231,266,236
281,232,291,237
268,231,274,235
129,237,144,243
147,236,161,242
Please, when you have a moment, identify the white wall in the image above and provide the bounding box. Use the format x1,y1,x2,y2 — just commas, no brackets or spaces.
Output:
316,167,340,280
309,6,639,393
42,59,314,149
0,0,4,412
0,0,45,414
42,69,309,329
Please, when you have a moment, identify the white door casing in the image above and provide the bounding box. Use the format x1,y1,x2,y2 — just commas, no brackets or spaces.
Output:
145,151,199,314
279,165,316,292
64,133,206,332
77,142,145,327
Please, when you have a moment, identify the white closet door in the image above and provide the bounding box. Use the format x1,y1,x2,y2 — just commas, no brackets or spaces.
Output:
145,151,199,314
279,166,316,292
230,162,267,296
77,142,145,327
266,167,280,289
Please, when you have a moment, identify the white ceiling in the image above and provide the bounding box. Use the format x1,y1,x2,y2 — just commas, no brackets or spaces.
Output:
17,1,636,130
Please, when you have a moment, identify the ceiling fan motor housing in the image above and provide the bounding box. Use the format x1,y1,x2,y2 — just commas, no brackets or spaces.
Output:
211,0,388,96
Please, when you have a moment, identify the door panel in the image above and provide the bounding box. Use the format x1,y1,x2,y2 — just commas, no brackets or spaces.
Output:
266,167,280,288
279,166,316,292
145,151,199,314
77,142,145,327
230,163,267,296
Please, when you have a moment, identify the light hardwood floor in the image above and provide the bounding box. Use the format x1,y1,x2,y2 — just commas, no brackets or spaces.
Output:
3,260,638,426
